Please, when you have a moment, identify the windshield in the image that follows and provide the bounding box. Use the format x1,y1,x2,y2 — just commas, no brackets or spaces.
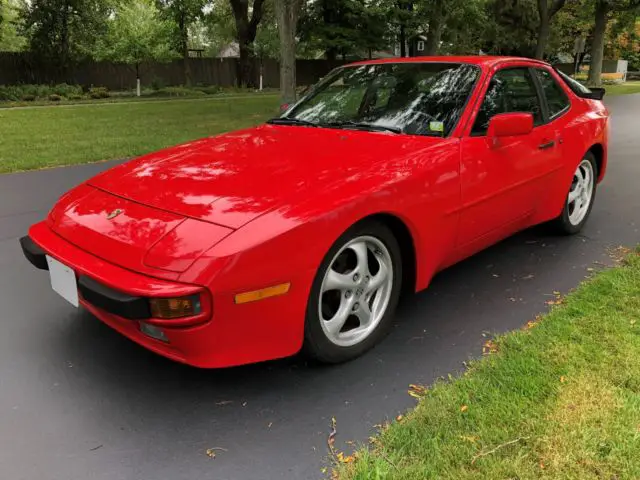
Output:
282,62,480,137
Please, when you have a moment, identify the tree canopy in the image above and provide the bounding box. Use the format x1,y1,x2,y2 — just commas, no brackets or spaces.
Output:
0,0,637,87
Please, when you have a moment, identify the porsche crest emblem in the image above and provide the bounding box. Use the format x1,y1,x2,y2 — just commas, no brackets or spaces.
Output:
106,209,124,220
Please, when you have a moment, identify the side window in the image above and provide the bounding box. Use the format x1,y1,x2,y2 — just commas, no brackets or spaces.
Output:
535,68,570,119
471,68,543,136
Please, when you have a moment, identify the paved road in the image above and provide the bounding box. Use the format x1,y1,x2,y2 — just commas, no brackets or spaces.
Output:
1,95,638,480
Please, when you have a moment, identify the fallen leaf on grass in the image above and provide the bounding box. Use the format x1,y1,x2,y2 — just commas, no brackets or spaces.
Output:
460,435,479,443
560,376,566,383
460,405,468,412
396,415,403,422
482,340,499,355
408,384,428,399
336,452,356,464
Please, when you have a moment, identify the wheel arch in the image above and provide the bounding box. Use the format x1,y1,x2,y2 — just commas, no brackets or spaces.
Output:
587,143,605,181
356,212,418,297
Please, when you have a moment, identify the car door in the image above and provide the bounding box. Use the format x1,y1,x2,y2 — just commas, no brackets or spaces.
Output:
457,66,560,249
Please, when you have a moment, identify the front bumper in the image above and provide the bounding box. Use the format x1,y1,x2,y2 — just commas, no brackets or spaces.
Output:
21,222,308,368
20,235,153,320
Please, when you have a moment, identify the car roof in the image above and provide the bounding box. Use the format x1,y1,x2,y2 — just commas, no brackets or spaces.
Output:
347,56,550,69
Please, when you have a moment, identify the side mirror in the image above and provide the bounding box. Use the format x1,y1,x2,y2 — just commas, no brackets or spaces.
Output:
488,112,534,138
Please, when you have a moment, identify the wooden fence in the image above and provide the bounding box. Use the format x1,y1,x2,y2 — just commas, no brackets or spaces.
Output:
0,53,346,90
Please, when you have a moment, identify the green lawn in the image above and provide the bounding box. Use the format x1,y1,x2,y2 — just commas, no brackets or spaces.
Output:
0,82,638,174
336,248,640,480
604,81,640,96
0,94,279,173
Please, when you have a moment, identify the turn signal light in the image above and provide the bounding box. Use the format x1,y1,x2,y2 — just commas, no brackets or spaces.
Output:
149,295,202,319
234,283,291,304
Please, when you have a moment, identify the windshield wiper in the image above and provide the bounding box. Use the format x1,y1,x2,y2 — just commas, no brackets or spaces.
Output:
322,121,403,134
267,117,319,127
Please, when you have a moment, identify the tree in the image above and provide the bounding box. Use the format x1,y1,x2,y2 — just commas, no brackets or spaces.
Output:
275,0,301,106
483,0,539,56
94,0,177,95
229,0,266,87
200,0,236,57
254,0,280,62
588,0,640,86
20,0,113,73
535,0,567,58
0,0,27,51
299,0,391,60
156,0,207,86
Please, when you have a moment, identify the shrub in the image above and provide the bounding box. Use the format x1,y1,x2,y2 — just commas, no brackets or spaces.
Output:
0,85,22,101
67,94,84,101
52,83,83,97
89,87,110,99
194,85,222,95
150,77,166,91
48,94,62,102
152,86,205,97
21,94,36,102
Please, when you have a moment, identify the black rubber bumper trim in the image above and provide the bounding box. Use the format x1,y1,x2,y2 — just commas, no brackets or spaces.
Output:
78,275,151,320
20,236,49,270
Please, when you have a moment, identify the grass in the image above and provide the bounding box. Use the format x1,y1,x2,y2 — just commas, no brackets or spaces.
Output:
0,80,638,174
604,81,640,96
0,94,280,173
336,248,640,480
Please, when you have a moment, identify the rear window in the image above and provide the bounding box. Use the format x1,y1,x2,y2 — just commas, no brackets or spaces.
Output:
554,68,593,96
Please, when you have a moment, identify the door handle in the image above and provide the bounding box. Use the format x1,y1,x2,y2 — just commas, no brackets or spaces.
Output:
538,140,555,150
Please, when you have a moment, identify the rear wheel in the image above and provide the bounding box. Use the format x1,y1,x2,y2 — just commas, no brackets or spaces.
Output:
552,152,597,235
303,221,402,363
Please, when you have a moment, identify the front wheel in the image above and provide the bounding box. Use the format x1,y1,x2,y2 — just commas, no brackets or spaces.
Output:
303,221,402,364
552,153,597,235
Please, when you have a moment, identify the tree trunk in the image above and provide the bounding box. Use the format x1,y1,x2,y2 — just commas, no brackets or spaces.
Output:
230,0,266,87
588,0,608,87
536,0,566,60
400,24,406,57
275,0,300,106
135,63,141,97
178,13,192,87
238,40,255,88
425,0,444,56
535,0,549,59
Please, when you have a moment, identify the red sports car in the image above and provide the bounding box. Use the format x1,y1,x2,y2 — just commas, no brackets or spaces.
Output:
21,56,609,367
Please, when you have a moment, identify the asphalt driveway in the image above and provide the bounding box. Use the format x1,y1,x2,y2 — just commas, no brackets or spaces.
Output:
1,95,638,480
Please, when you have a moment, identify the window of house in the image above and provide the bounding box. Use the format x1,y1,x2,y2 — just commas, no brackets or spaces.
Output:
417,41,425,52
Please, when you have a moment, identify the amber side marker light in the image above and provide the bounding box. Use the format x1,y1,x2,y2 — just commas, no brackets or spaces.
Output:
149,295,202,319
235,283,291,304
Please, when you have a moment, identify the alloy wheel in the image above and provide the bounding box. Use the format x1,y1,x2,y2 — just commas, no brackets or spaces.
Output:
318,236,394,347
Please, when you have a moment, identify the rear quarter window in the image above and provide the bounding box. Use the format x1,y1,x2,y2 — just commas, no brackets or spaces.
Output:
535,69,570,119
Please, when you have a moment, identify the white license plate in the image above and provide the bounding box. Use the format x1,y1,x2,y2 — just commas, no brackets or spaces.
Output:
46,256,79,307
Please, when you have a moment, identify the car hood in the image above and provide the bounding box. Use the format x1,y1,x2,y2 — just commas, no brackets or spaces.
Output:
88,125,446,229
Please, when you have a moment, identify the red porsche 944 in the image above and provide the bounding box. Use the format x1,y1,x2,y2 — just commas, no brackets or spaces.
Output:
21,56,609,367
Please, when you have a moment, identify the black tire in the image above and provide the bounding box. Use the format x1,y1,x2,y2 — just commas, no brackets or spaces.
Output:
302,220,403,364
551,152,598,235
